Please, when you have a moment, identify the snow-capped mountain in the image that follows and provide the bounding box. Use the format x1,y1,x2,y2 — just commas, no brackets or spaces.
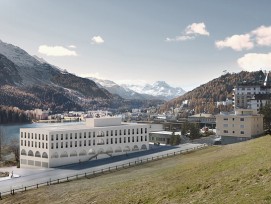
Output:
121,81,186,100
89,77,186,101
88,77,146,100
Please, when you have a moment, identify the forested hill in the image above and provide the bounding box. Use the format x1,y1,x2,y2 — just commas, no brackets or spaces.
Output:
160,70,265,113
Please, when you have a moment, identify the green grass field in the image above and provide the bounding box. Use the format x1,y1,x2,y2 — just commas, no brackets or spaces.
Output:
2,135,271,204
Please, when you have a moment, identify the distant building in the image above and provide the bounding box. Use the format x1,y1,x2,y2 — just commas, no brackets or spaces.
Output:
188,113,216,128
20,117,149,168
149,131,181,144
216,109,263,144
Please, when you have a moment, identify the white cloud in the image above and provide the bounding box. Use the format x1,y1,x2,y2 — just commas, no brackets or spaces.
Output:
166,22,209,42
215,34,253,51
165,35,195,42
237,53,271,71
185,22,210,36
38,45,77,56
251,25,271,46
68,45,76,48
91,36,104,44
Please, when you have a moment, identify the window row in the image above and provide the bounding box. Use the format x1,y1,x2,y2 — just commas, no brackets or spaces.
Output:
223,130,244,134
21,140,48,149
21,132,48,141
21,149,48,158
51,136,148,149
50,128,148,141
50,144,148,158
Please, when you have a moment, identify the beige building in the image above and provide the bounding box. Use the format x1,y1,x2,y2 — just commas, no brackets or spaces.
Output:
20,117,149,168
216,109,263,144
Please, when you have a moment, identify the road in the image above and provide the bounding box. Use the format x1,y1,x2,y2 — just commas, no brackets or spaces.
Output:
0,143,206,195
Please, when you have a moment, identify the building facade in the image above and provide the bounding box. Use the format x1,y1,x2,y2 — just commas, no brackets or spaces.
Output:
216,109,263,144
20,117,149,168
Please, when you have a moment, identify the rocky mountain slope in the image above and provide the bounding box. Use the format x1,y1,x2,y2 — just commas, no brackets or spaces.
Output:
160,70,265,114
0,40,165,112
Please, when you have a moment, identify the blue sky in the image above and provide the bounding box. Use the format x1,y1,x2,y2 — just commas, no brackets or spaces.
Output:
1,0,271,91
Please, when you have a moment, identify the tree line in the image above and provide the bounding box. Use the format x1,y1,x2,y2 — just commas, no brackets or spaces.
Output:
0,105,30,124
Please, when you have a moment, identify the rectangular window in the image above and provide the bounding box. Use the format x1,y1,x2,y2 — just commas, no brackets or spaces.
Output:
35,134,37,139
119,137,122,143
111,138,113,144
42,134,44,140
241,131,244,134
84,132,86,138
89,140,91,146
119,130,122,135
75,141,77,147
88,132,91,138
128,129,130,135
28,133,30,139
223,130,228,133
145,136,147,141
223,118,228,121
70,133,73,139
240,125,244,128
65,134,68,140
46,143,48,149
79,133,82,139
141,136,143,141
132,136,134,142
35,142,37,148
21,132,23,138
106,138,109,144
39,142,40,148
46,135,48,141
111,130,113,136
84,140,86,146
75,133,77,139
240,118,244,121
115,130,117,136
56,134,58,140
31,133,33,139
61,134,63,140
61,142,63,148
31,141,33,147
124,137,126,143
223,124,228,128
21,140,23,146
51,135,54,141
51,143,54,149
42,143,44,148
136,136,139,142
93,132,95,137
93,140,95,145
70,141,72,147
115,138,117,144
79,141,82,147
145,128,147,133
106,131,109,136
39,134,40,140
128,137,130,143
141,128,143,134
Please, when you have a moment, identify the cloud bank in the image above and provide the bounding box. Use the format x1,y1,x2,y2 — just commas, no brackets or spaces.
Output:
38,45,77,56
216,25,271,51
237,53,271,71
166,22,209,42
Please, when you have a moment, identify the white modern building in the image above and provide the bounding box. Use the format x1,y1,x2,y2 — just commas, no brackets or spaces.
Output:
20,117,149,168
216,109,263,144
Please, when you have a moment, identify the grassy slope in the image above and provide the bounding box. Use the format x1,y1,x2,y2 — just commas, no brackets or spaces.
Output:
2,136,271,204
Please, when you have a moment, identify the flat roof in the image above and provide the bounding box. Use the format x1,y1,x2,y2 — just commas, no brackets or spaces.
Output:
150,131,181,135
20,122,147,132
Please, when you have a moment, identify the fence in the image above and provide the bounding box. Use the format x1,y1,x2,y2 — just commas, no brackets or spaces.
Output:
0,143,208,199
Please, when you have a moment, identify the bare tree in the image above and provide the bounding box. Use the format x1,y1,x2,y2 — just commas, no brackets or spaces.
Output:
0,127,6,161
9,138,20,163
